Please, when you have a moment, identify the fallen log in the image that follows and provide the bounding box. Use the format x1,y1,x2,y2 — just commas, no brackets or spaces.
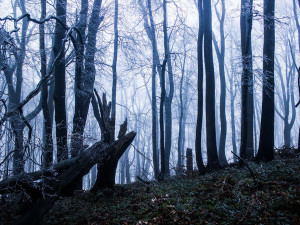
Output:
1,131,136,225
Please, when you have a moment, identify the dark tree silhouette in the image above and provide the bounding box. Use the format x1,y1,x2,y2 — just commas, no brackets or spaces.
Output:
240,0,254,159
212,0,228,165
256,0,275,162
195,0,206,174
203,0,220,169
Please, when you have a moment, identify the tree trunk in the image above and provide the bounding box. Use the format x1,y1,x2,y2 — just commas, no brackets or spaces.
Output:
111,0,119,143
195,0,206,174
40,0,53,169
69,0,103,192
139,0,160,179
177,51,186,173
256,0,275,162
160,59,167,176
53,0,68,162
91,93,131,190
186,148,193,172
230,85,237,162
212,0,227,165
203,0,220,169
162,0,174,175
240,0,254,159
125,150,131,184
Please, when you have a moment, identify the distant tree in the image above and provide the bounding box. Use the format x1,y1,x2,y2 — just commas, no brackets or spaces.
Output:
138,0,159,179
274,51,296,148
203,0,220,169
256,0,275,162
177,32,189,173
2,1,42,175
162,0,175,176
226,36,239,162
212,0,227,165
111,0,119,143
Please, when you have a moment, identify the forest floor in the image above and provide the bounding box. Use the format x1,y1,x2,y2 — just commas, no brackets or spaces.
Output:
3,150,300,225
40,151,300,225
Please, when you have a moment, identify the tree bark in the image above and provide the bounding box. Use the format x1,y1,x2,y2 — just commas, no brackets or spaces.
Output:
240,0,254,159
53,0,68,162
162,0,174,175
212,0,227,165
111,0,119,143
69,0,103,192
70,0,103,159
160,59,167,176
195,0,206,174
256,0,275,162
139,0,160,179
40,0,53,169
203,0,220,169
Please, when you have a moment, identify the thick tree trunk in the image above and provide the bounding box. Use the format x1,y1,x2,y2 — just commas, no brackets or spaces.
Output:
203,0,220,169
70,0,103,159
256,0,275,162
91,92,131,190
53,0,68,162
240,0,254,159
195,0,206,174
93,157,118,189
11,120,25,174
70,0,103,192
186,148,193,172
70,0,88,158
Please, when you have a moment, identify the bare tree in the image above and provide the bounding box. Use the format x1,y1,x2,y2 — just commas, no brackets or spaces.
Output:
203,0,220,169
162,0,175,176
275,49,296,148
256,0,275,162
138,0,159,179
240,0,254,160
212,0,227,165
195,0,206,174
2,1,42,175
53,0,68,162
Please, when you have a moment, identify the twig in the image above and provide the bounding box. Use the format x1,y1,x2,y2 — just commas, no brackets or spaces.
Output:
231,151,257,185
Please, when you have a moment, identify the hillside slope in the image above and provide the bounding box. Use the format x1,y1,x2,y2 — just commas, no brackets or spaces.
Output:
40,156,300,225
2,155,299,224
